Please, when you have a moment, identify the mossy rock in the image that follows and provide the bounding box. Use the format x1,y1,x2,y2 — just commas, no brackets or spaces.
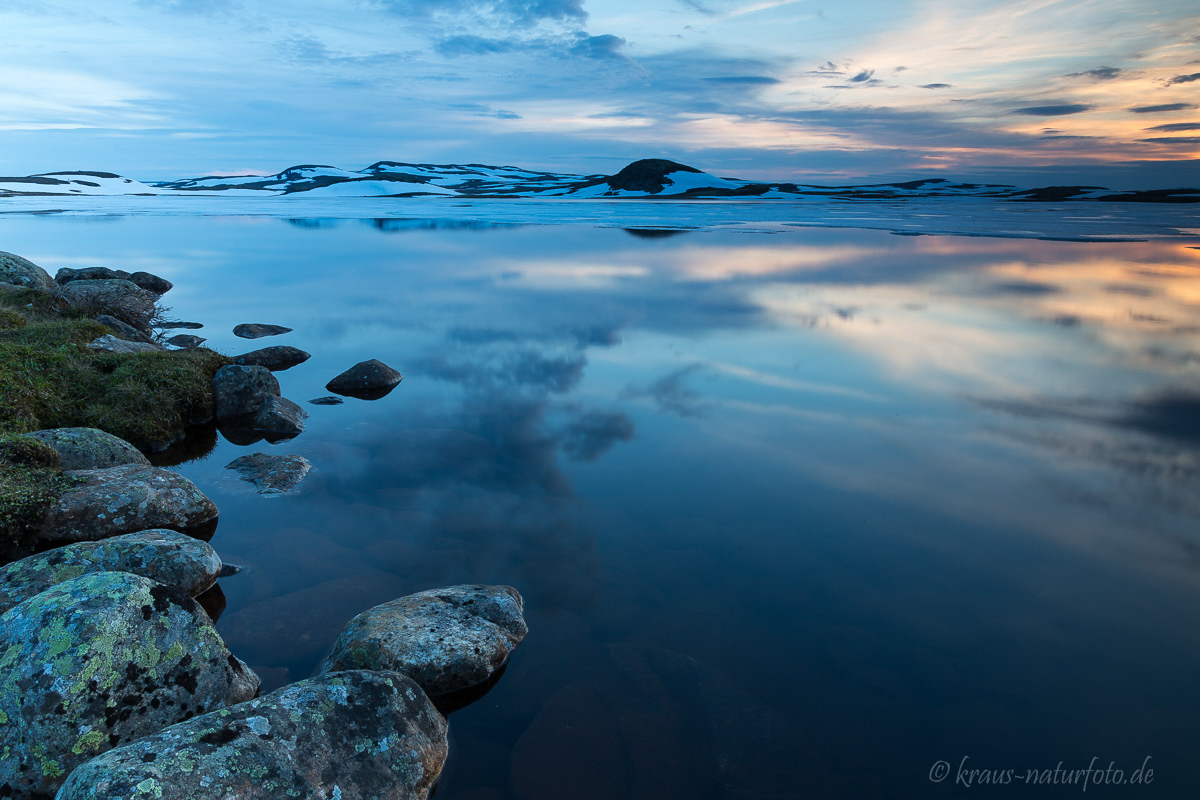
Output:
20,427,149,471
0,251,56,294
56,670,447,800
0,571,259,798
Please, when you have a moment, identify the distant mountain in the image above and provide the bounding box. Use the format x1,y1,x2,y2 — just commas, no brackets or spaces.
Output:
2,159,1197,202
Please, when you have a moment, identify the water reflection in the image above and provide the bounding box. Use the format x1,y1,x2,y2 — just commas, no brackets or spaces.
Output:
2,215,1200,795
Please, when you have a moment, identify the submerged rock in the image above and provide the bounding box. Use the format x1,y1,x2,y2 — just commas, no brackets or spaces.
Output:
0,250,56,292
165,333,206,348
324,584,527,698
211,364,280,418
0,572,259,799
55,670,447,800
0,529,221,613
233,322,293,339
232,344,311,371
326,358,403,400
309,396,345,405
38,463,218,548
253,395,307,439
86,333,162,354
21,427,149,471
226,452,312,494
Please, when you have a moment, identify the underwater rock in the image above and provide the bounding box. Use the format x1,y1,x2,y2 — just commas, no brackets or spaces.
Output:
0,250,56,292
211,364,280,418
324,584,527,698
38,463,218,547
231,344,311,371
0,572,259,799
253,395,307,439
326,358,403,400
225,452,312,494
233,322,293,339
0,529,221,613
21,427,149,472
309,396,344,405
55,670,447,800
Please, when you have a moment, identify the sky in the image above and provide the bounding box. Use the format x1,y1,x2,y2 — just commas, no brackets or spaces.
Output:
1,0,1199,186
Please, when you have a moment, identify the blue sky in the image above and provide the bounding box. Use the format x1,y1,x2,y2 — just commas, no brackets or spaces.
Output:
2,0,1198,186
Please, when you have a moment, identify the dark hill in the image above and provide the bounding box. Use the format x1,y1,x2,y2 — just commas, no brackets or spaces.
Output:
607,159,703,193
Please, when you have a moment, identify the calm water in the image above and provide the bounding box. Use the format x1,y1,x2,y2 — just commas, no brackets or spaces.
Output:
3,214,1200,797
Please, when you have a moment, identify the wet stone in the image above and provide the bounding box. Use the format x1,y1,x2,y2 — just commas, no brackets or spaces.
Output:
233,322,293,339
326,358,403,400
226,452,312,495
309,396,345,405
165,333,206,348
253,395,307,439
231,345,311,371
211,364,280,418
55,671,448,800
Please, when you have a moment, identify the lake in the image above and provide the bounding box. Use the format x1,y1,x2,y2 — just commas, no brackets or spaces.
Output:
2,210,1199,797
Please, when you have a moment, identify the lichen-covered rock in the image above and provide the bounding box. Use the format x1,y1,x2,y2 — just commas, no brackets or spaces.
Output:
0,572,259,799
326,359,403,400
55,670,448,800
233,322,292,339
231,345,311,371
324,584,527,697
253,395,307,439
0,530,221,614
60,279,158,332
0,250,56,293
21,428,150,472
86,334,162,354
38,464,218,547
211,365,280,419
225,453,312,494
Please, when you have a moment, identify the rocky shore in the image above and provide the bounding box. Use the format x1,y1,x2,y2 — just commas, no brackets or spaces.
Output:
0,250,526,799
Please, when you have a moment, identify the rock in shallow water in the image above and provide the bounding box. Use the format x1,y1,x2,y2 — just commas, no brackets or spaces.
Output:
324,584,527,697
232,344,311,371
0,572,259,799
326,358,403,400
165,333,206,348
0,529,221,613
253,395,307,439
226,452,312,494
211,364,280,418
21,427,149,471
309,395,344,405
55,670,448,800
233,322,293,339
38,463,218,548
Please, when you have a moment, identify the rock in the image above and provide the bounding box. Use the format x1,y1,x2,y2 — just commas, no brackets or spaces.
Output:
0,572,259,799
226,453,312,494
128,270,172,295
61,279,158,332
253,395,307,439
54,266,130,285
326,358,403,400
21,427,149,471
165,333,206,348
324,584,527,698
55,670,447,800
0,529,221,613
233,322,293,339
154,320,203,330
211,364,280,418
38,463,218,548
309,396,345,405
94,313,156,344
0,250,56,292
232,344,311,371
87,333,162,354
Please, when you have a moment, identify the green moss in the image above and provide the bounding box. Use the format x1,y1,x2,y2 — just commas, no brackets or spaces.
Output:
0,435,79,562
0,290,229,448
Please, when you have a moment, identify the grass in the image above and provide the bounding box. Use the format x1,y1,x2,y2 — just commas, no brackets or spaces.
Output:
0,288,229,450
0,434,81,561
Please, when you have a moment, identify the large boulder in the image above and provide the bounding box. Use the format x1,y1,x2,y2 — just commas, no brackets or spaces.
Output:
54,266,129,285
232,344,311,371
60,279,158,332
324,584,527,698
326,358,403,400
0,530,221,613
37,464,218,548
20,427,149,471
0,572,259,799
211,364,280,418
0,250,56,293
55,670,447,800
233,322,292,339
128,271,172,295
225,453,312,494
253,395,307,439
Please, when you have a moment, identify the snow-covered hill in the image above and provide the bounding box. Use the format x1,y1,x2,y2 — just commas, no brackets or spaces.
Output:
2,159,1197,203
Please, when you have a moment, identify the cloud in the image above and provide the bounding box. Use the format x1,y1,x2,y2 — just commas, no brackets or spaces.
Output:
374,0,587,25
1166,72,1200,86
625,364,707,418
921,83,952,89
1011,104,1092,116
1138,136,1200,144
703,76,781,85
559,410,635,461
138,0,240,15
1066,66,1122,80
277,35,332,64
1129,103,1197,113
452,102,522,119
849,70,875,83
436,34,519,56
1144,122,1200,132
570,33,627,59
